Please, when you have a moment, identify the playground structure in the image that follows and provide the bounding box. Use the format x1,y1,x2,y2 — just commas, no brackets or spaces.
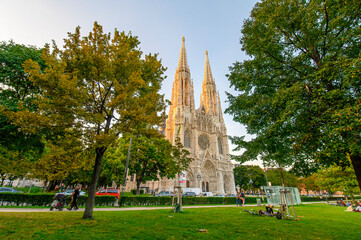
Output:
262,186,301,220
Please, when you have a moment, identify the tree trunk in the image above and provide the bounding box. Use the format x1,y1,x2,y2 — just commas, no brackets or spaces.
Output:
350,154,361,192
136,180,141,195
83,148,106,219
43,180,48,192
279,168,290,218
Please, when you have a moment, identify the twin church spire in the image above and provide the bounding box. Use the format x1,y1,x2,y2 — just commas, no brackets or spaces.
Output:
171,37,223,117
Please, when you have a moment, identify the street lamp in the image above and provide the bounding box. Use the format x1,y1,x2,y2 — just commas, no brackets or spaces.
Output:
249,178,253,195
264,167,269,186
197,173,202,192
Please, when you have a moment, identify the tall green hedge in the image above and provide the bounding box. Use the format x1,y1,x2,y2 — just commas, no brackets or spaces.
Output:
119,196,266,206
0,193,116,206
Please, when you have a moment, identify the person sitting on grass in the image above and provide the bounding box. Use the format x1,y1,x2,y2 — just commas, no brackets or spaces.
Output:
337,199,346,206
346,204,353,211
354,205,361,212
265,205,274,215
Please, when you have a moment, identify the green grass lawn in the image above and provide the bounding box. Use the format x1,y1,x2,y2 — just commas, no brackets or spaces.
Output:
0,204,360,239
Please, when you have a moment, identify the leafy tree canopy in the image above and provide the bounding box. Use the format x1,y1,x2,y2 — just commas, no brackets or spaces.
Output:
266,169,299,188
233,165,266,190
5,22,167,219
118,134,192,195
226,0,361,189
314,164,360,198
0,41,46,176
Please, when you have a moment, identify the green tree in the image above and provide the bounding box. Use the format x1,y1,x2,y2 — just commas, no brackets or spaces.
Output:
298,174,319,195
8,22,166,219
314,165,360,200
266,169,299,188
233,165,266,191
98,145,125,188
226,0,361,190
119,135,192,195
31,133,89,190
0,41,46,177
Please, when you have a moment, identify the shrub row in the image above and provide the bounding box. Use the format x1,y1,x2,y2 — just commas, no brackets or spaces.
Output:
2,193,359,207
0,193,116,207
300,196,361,202
119,195,361,206
118,196,266,206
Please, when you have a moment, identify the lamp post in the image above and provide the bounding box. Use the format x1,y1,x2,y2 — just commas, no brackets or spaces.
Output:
197,173,202,193
264,167,269,186
249,178,253,195
121,137,132,197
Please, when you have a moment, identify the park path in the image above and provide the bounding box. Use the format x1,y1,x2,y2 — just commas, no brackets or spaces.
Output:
0,204,250,212
0,202,327,213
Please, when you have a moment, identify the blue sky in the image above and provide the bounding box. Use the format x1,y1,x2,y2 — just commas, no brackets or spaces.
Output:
0,0,261,166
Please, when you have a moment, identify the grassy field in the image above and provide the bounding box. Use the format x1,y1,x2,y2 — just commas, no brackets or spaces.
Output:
0,204,360,239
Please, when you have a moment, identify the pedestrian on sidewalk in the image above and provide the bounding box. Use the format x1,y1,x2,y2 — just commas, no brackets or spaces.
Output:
241,189,246,206
236,191,242,207
67,186,80,211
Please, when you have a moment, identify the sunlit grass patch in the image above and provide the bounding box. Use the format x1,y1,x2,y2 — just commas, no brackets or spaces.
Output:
0,204,360,239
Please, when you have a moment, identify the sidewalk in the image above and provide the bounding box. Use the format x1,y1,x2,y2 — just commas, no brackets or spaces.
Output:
0,202,329,212
0,204,247,212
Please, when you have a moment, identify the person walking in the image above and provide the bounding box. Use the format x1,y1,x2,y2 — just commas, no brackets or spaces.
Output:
67,186,80,211
240,189,246,206
236,191,242,207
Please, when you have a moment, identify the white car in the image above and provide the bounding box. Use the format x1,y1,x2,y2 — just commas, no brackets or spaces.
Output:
155,191,172,197
0,187,23,193
57,189,86,196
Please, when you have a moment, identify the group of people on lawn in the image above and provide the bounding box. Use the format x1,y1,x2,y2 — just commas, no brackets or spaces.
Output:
334,199,361,212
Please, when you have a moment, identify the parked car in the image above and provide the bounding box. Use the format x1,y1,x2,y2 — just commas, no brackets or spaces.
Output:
215,194,225,197
200,192,213,197
95,189,120,199
58,189,86,196
182,192,196,197
155,191,172,197
0,187,23,193
226,194,236,197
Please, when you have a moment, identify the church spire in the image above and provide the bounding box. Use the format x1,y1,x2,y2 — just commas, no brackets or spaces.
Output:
177,36,190,72
166,37,195,143
201,50,218,116
203,50,214,84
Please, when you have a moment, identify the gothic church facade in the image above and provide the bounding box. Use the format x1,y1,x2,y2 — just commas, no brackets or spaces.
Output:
126,37,236,194
163,37,236,194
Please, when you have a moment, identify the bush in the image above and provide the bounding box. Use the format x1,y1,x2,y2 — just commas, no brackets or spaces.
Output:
118,196,266,206
300,196,361,202
131,189,144,195
0,193,116,207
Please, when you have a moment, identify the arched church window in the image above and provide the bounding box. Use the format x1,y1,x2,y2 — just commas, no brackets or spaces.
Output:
218,138,223,155
184,130,191,148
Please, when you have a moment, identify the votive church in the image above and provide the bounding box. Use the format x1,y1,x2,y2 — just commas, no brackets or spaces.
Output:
128,37,236,195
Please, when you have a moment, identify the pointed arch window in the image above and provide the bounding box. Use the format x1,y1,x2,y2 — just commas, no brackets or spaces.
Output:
218,137,223,155
184,130,191,148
